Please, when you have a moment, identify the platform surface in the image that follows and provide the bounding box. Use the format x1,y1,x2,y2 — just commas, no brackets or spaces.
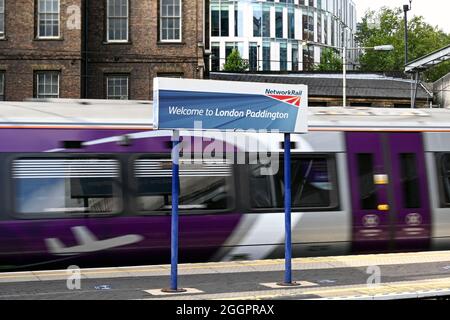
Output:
2,251,450,300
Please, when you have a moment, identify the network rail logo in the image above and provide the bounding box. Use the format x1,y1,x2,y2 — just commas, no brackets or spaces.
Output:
265,89,303,107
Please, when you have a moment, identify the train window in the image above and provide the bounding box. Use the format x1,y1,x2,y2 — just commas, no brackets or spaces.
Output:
439,154,450,206
134,158,233,212
399,153,421,209
13,158,121,216
357,154,378,210
249,165,278,209
249,156,337,210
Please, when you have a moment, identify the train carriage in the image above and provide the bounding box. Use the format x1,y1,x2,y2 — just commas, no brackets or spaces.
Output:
1,99,450,270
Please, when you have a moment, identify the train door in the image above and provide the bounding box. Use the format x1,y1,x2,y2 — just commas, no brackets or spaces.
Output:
346,132,431,253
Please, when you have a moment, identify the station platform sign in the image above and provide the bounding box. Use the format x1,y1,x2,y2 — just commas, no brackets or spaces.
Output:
153,78,308,134
153,77,308,291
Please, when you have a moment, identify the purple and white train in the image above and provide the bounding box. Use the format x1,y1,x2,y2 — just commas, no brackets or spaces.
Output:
1,100,450,271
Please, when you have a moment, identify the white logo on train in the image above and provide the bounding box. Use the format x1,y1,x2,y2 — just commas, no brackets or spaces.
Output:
405,213,422,226
363,215,380,228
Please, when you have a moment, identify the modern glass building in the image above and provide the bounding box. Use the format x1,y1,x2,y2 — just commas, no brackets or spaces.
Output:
210,0,357,72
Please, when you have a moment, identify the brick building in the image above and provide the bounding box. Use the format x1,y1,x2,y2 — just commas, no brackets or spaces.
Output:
0,0,207,101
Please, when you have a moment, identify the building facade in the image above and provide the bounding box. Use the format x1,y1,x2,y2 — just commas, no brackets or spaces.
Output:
434,72,450,108
0,0,207,101
0,0,83,101
87,0,206,100
209,0,357,72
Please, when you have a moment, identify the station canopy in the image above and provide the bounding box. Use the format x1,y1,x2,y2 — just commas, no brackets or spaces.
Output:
405,44,450,73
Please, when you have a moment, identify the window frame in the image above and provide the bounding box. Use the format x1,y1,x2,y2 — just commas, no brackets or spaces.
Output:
210,2,229,37
245,153,340,213
0,71,5,101
36,0,61,39
275,7,283,39
435,153,450,208
0,0,5,39
262,42,271,71
106,0,130,43
129,153,237,216
234,3,244,37
159,0,183,43
106,74,130,100
34,71,60,99
399,153,421,209
9,154,124,220
288,7,295,39
248,42,258,72
279,41,288,71
252,4,262,37
156,72,184,79
356,152,378,210
210,42,221,71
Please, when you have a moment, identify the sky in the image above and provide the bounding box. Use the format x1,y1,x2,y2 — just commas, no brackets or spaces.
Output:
355,0,450,33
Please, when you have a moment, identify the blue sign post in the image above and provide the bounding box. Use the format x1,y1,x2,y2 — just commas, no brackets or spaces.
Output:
277,133,299,286
154,78,308,291
162,130,186,293
285,133,293,284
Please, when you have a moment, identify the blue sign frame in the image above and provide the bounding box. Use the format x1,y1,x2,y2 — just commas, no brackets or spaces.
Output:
154,78,308,133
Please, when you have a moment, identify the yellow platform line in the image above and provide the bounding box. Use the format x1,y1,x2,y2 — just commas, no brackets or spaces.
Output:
219,277,450,300
1,250,450,281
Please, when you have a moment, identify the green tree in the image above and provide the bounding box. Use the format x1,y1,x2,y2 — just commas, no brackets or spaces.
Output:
315,48,343,71
222,49,249,72
357,7,450,81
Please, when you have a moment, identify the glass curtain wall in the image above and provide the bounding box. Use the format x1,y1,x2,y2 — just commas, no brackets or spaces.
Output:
210,0,357,71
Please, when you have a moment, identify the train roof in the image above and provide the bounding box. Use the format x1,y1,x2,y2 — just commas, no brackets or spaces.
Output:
0,99,154,129
1,99,450,131
308,107,450,132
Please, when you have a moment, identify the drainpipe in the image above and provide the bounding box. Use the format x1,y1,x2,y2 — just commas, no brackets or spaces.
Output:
84,0,89,98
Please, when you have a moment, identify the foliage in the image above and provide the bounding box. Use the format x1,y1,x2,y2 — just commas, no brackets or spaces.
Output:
315,48,343,71
356,7,450,81
222,49,249,72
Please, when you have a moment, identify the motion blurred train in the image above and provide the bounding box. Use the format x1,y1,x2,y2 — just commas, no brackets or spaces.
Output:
1,99,450,271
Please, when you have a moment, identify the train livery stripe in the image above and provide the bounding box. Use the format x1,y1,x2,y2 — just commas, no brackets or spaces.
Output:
135,159,232,178
310,128,450,132
3,126,450,133
215,212,304,262
13,159,120,179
